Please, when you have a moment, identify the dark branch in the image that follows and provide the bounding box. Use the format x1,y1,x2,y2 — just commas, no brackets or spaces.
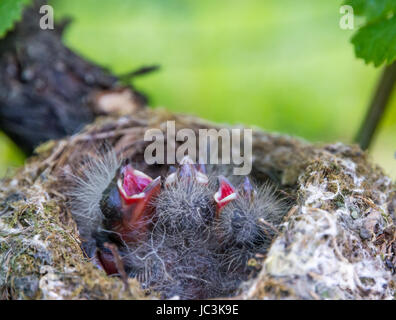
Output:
0,1,148,154
355,61,396,150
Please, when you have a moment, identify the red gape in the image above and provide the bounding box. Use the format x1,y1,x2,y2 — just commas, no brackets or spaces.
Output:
120,165,153,203
214,176,237,215
98,165,161,275
116,166,161,243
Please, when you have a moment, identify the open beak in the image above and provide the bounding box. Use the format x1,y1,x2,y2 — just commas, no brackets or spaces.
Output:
117,164,153,204
115,165,161,242
165,156,208,186
120,176,161,229
240,177,256,200
214,176,237,215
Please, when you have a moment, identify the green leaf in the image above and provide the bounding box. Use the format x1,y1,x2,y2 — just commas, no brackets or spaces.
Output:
0,0,32,39
352,15,396,67
343,0,396,66
364,0,396,21
343,0,367,16
344,0,396,21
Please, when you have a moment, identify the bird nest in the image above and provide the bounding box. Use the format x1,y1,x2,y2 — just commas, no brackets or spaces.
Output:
0,108,395,300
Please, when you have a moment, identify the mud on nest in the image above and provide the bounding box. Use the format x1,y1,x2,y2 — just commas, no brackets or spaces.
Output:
0,108,395,299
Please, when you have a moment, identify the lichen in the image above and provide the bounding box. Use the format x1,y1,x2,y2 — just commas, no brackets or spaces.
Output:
0,159,150,299
0,109,394,299
246,143,395,299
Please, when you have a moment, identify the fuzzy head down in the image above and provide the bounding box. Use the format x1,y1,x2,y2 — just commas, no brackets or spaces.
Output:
68,150,287,299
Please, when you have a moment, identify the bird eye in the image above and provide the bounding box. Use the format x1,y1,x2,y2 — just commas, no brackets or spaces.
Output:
231,209,244,230
231,221,243,232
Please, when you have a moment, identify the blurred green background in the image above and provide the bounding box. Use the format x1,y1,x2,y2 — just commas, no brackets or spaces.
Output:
1,0,395,178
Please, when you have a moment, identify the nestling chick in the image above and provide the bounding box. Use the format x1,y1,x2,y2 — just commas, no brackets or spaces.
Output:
68,151,287,299
119,157,219,298
213,176,284,272
98,162,161,274
154,156,213,236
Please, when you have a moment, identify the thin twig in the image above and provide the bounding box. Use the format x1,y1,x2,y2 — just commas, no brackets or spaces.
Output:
258,218,279,233
104,243,130,293
119,65,160,81
355,61,396,150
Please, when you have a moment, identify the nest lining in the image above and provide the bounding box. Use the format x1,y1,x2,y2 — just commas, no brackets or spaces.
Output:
0,109,395,299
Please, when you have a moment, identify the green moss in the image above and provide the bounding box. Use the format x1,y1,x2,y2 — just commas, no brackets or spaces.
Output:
1,110,394,300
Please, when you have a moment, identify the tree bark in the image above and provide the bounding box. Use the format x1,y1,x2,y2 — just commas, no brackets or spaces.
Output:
0,0,148,154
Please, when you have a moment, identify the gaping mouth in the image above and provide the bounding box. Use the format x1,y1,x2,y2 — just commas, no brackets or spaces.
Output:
115,165,161,239
214,176,237,212
117,164,156,203
95,157,279,299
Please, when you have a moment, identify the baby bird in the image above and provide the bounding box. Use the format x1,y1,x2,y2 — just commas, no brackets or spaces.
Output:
154,156,213,236
97,163,161,275
132,157,220,298
69,152,286,299
213,176,284,273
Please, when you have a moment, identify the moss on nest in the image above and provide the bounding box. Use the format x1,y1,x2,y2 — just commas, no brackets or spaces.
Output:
0,108,394,299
